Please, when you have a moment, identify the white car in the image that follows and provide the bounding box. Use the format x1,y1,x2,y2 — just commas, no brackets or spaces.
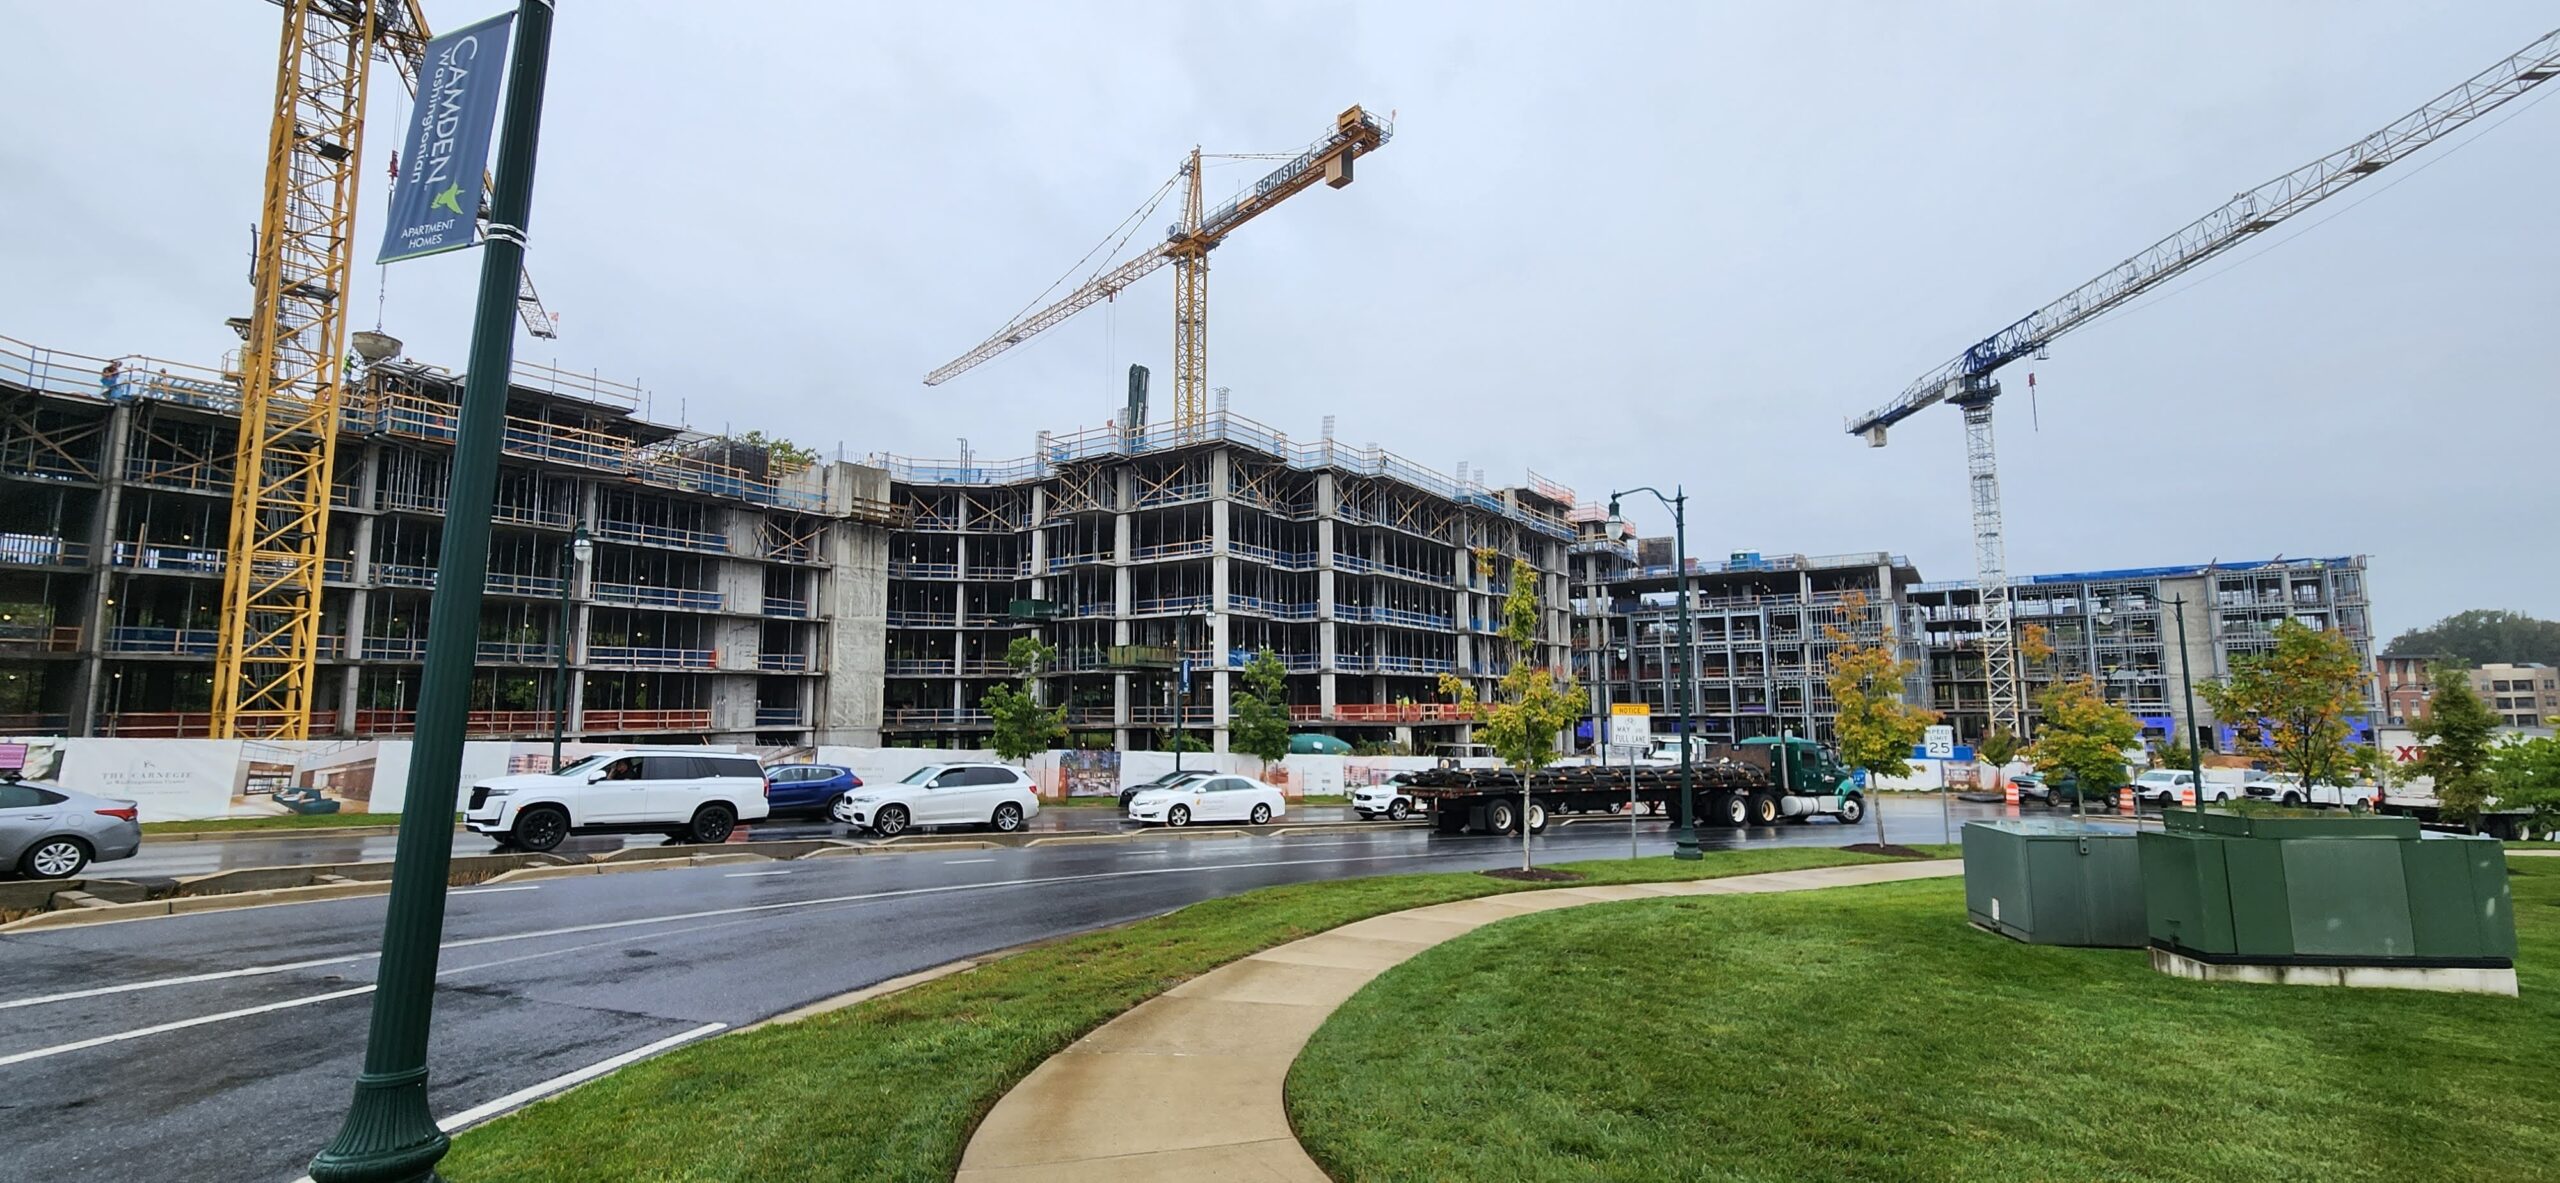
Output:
2130,769,2241,806
1127,774,1287,827
2241,773,2381,811
832,762,1040,836
466,750,771,852
1351,778,1417,821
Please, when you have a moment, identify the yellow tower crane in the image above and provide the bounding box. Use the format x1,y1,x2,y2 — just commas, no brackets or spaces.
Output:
213,1,556,740
925,105,1391,430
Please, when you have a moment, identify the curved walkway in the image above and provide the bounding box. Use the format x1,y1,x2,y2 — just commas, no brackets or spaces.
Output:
956,858,1963,1181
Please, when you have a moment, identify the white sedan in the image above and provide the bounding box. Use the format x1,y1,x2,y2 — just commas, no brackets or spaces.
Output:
1126,775,1287,827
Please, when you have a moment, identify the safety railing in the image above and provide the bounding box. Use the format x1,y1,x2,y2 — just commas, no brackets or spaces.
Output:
362,636,430,661
593,583,725,612
0,624,80,652
0,535,87,566
121,457,231,493
581,708,713,732
1131,539,1212,562
0,446,101,484
1133,481,1211,508
594,518,730,555
961,563,1028,581
759,652,812,673
1227,596,1319,622
108,541,224,575
887,560,959,580
762,596,812,619
0,712,70,734
476,641,560,664
755,706,807,728
1124,705,1220,725
375,563,440,589
882,707,994,728
485,571,566,598
959,612,1014,628
885,609,957,628
586,645,716,669
349,709,559,736
1290,702,1473,723
885,658,952,676
1134,595,1210,616
1047,551,1111,571
103,626,219,655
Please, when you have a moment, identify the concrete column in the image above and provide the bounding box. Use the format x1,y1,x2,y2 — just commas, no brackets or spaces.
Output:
71,402,137,733
1210,611,1231,752
1027,486,1049,600
819,463,890,746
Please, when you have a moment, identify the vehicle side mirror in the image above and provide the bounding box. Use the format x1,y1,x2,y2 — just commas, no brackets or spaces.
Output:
587,773,608,784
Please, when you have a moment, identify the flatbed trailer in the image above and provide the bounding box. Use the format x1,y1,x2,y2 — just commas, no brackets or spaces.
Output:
1403,736,1868,836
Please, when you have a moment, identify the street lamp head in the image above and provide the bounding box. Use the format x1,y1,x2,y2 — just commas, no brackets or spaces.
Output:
571,532,594,564
1605,497,1623,532
2094,608,2114,628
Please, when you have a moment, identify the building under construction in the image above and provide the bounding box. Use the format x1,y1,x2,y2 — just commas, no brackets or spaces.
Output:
0,333,1575,752
0,333,900,744
870,411,1576,751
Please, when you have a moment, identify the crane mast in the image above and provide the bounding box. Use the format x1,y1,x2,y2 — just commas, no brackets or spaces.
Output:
926,106,1391,432
1850,27,2560,739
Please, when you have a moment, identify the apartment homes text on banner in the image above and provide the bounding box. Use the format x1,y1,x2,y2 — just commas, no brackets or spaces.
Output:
377,11,517,264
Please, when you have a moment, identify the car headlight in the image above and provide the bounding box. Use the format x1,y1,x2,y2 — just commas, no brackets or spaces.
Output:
481,786,514,797
847,794,881,805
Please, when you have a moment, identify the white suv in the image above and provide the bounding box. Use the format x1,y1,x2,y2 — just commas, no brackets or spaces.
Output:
467,751,771,852
1351,777,1417,821
833,762,1040,836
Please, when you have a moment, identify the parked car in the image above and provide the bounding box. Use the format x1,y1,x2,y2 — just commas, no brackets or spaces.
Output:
1351,775,1418,821
1119,769,1212,812
1127,774,1287,827
2241,773,2381,811
2128,768,2241,806
465,751,771,852
832,762,1040,836
1,779,141,879
2030,772,2120,810
765,763,860,816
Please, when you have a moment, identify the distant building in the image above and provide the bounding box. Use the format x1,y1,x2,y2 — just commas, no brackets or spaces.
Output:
2376,652,2448,726
2469,662,2560,728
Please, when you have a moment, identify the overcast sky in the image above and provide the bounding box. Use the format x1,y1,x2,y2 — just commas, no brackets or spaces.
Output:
5,2,2554,639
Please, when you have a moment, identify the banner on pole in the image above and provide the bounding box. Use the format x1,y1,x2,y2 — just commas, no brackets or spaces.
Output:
377,11,517,264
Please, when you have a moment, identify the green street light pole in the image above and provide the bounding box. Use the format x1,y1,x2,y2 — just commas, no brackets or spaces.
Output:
1610,487,1699,860
551,524,590,767
2170,593,2204,823
310,4,557,1180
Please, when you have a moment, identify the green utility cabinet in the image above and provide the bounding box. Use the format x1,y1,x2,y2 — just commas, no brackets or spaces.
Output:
1962,820,2146,947
2139,811,2516,967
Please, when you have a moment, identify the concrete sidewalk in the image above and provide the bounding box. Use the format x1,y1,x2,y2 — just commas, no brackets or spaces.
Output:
955,858,1963,1181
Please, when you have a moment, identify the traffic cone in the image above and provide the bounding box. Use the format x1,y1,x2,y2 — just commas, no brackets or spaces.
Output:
2118,786,2135,817
2181,786,2196,811
2001,773,2020,816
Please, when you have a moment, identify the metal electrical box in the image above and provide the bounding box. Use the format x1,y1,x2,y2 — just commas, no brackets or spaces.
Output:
1963,820,2146,947
2139,811,2516,966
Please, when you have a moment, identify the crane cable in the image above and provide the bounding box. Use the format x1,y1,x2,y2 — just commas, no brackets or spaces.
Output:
1000,171,1182,331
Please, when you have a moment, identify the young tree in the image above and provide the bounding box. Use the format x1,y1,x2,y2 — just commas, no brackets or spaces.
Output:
982,636,1066,763
1979,726,2021,769
1824,591,1935,849
2030,676,2142,813
1440,558,1578,870
2154,737,2197,772
2198,619,2368,792
1230,648,1294,766
2412,668,2501,830
2488,732,2560,839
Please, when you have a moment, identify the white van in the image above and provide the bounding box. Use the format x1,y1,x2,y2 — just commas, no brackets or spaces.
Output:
466,750,771,851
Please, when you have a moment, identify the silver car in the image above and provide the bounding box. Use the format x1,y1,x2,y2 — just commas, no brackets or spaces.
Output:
1,779,142,878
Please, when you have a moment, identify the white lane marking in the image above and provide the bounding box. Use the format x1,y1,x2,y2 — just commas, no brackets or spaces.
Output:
0,985,374,1067
722,870,793,878
435,1021,727,1132
939,858,995,865
452,885,544,896
8,840,1573,1014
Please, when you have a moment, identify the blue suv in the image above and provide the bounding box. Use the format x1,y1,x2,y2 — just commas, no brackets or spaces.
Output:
765,764,860,816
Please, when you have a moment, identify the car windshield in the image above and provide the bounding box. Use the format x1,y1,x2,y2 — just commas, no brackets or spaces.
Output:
900,767,943,785
554,754,611,777
2137,771,2179,783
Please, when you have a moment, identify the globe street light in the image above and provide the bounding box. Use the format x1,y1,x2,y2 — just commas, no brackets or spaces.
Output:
1609,488,1699,860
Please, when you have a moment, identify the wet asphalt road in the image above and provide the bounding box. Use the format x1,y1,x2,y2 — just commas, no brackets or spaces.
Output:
107,803,1340,880
0,797,2029,1183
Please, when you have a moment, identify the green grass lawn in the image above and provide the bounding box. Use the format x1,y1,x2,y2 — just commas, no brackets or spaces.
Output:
138,813,456,835
442,846,1918,1182
1290,861,2556,1183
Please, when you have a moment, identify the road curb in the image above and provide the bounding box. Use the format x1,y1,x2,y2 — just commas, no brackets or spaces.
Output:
486,853,772,883
140,823,466,843
0,879,397,932
803,840,1004,857
1024,833,1136,847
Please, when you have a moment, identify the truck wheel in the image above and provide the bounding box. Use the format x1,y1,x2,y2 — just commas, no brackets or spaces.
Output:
1747,792,1779,826
1709,793,1746,827
1387,798,1412,821
1837,794,1865,824
1525,802,1548,834
1483,798,1519,835
2281,792,2304,807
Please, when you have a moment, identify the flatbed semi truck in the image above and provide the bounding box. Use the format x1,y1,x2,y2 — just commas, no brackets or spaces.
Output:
1405,735,1867,835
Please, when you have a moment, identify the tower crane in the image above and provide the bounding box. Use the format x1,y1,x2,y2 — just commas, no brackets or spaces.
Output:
1849,28,2560,739
926,105,1392,431
213,0,560,740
